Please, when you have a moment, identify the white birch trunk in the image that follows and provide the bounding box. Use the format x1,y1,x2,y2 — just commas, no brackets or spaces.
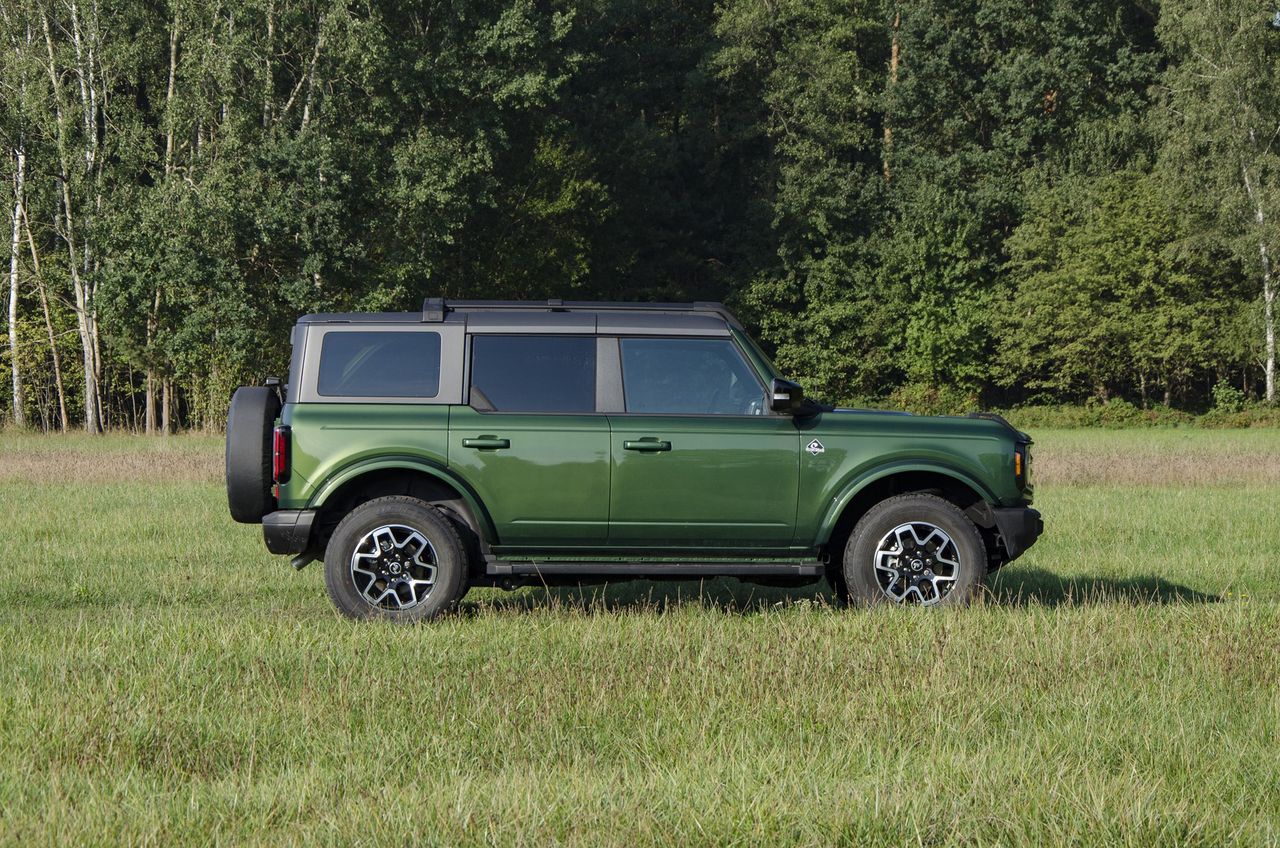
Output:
7,146,25,427
1263,242,1276,402
41,10,100,432
1242,162,1276,402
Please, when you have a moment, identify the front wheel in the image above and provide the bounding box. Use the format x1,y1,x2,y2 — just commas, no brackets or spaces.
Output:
842,494,986,607
324,496,467,621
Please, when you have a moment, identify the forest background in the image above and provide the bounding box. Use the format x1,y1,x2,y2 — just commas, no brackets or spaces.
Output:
2,0,1278,433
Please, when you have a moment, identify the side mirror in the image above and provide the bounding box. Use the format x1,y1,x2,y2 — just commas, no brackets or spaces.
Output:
770,378,804,414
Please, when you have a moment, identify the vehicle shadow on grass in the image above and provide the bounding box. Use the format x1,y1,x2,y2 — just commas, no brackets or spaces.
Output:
986,567,1220,607
463,576,832,616
462,569,1220,615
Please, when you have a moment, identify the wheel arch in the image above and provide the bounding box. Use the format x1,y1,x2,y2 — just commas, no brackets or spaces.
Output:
309,457,496,547
816,463,996,554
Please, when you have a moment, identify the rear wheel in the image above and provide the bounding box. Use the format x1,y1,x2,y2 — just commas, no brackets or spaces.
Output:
842,494,985,607
324,496,466,621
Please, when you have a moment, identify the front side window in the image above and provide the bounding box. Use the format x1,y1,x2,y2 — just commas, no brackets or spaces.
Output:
620,338,764,415
470,335,596,413
317,331,441,398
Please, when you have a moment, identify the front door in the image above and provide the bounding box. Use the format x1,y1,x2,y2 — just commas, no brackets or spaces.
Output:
448,335,609,547
607,336,800,549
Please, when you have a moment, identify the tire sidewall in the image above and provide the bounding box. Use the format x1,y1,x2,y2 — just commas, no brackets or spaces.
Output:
225,386,280,523
843,495,985,608
324,497,466,622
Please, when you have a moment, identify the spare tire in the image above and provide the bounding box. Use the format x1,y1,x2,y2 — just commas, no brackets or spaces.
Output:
226,386,281,523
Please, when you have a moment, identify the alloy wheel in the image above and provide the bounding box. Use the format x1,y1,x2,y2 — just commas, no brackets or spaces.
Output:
349,524,438,610
872,521,961,605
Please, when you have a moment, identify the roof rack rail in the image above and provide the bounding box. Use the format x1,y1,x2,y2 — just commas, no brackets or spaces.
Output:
419,298,742,327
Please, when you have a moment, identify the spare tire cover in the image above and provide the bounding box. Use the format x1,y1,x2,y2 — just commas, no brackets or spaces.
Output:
226,386,281,523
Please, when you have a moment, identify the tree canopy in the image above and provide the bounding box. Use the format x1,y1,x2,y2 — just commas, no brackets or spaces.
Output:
1,0,1276,432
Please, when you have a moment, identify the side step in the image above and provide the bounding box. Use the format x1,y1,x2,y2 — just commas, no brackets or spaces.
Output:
486,561,824,578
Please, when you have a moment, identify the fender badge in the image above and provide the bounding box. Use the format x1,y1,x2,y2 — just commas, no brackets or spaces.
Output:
806,439,825,456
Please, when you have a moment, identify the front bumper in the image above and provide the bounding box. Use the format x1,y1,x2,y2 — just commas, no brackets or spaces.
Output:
262,509,317,555
992,507,1043,563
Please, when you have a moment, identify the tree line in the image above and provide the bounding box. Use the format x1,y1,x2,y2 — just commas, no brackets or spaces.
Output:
2,0,1277,433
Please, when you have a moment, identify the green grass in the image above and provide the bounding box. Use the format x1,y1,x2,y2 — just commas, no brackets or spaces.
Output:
1,431,1278,846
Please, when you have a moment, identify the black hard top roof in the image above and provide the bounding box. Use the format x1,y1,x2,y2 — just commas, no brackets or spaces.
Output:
298,299,744,334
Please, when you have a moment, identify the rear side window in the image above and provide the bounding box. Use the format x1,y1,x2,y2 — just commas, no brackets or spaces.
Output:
470,336,595,413
317,331,441,398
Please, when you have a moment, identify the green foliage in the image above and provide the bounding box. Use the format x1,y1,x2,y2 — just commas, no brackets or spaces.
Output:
0,0,1275,430
1155,0,1280,401
1211,381,1247,414
996,171,1246,406
1000,400,1194,430
884,382,980,416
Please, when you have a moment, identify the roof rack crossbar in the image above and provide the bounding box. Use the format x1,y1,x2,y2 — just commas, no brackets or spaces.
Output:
421,298,740,326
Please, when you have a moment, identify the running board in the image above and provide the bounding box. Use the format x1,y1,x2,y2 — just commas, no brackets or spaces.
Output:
486,561,824,577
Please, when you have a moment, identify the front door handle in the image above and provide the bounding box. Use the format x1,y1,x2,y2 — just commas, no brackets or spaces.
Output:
462,437,510,450
623,439,671,452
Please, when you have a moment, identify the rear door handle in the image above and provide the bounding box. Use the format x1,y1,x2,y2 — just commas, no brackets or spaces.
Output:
623,439,671,452
462,437,510,450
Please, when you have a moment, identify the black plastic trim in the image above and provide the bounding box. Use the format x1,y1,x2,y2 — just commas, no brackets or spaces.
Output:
441,299,743,328
263,509,317,555
486,561,823,577
991,507,1043,562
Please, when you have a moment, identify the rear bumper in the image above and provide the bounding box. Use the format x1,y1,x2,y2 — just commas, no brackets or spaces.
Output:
992,507,1043,563
262,509,317,555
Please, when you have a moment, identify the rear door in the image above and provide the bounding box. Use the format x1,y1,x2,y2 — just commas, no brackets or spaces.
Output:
606,336,800,549
448,333,611,547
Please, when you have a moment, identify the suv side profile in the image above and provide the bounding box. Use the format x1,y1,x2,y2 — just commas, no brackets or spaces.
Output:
226,299,1041,620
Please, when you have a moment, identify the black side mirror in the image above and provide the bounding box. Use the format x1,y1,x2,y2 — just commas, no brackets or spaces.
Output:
770,378,804,414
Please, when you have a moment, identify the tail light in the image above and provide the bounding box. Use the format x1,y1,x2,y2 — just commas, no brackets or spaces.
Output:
273,425,291,484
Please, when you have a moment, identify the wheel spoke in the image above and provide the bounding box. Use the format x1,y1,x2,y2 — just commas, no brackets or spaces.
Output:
350,523,440,611
872,521,963,607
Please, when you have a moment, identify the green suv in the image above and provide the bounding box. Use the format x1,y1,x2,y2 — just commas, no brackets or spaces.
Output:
226,299,1040,620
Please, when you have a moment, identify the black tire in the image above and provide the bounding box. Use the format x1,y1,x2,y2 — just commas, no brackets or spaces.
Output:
324,496,467,622
226,386,281,523
842,493,986,607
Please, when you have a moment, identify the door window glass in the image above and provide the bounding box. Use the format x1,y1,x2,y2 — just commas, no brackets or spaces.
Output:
317,331,441,397
620,338,764,415
470,335,596,412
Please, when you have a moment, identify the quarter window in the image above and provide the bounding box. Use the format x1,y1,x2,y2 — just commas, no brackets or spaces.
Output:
470,336,596,413
620,338,765,415
317,331,441,398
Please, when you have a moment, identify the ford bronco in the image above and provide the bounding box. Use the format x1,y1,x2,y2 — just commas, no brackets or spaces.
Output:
226,299,1041,620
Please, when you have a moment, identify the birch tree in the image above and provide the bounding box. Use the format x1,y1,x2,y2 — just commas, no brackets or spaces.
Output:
6,143,23,425
38,4,105,431
1158,0,1280,401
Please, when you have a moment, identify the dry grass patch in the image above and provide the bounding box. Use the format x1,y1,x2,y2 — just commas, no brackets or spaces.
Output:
0,432,223,484
1029,428,1280,486
5,427,1279,487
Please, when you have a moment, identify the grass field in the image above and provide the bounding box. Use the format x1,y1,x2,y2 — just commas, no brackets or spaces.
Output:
1,428,1278,846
